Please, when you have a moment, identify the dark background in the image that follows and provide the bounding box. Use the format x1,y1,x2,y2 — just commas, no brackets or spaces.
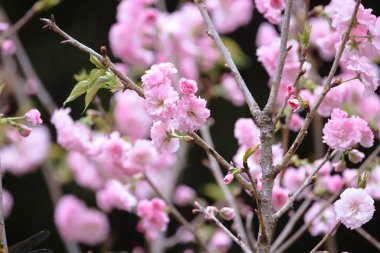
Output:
1,0,380,252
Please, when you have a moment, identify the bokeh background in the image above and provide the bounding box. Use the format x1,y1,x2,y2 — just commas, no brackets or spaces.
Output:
1,0,380,252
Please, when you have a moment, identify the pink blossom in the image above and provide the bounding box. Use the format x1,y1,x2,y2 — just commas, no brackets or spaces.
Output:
3,189,13,219
287,85,295,95
208,230,232,253
304,202,338,236
96,180,137,212
67,152,104,190
288,95,300,111
221,74,245,106
317,83,351,117
272,187,289,211
150,121,179,153
347,56,379,96
322,108,373,151
348,149,365,164
234,118,260,148
114,90,152,140
256,22,278,47
289,114,304,132
137,198,169,239
179,78,198,95
283,167,306,193
174,95,210,132
310,18,339,60
334,188,375,229
0,127,50,176
142,62,178,89
207,0,254,34
1,39,16,55
173,185,196,207
326,175,345,193
333,160,346,172
55,195,110,245
145,85,179,121
24,109,43,126
223,173,234,184
219,207,235,221
255,0,284,24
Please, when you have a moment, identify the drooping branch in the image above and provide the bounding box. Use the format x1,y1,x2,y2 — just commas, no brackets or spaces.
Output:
263,0,294,114
193,0,262,122
275,0,363,173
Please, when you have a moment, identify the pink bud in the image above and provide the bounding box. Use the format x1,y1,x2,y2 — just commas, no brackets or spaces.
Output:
348,149,365,164
1,39,16,55
287,85,296,95
18,124,32,137
179,78,198,95
219,207,235,221
223,173,234,184
333,160,346,172
25,109,43,126
288,95,300,111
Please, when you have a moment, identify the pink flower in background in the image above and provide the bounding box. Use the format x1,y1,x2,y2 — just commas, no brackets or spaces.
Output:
67,152,104,191
304,202,337,236
289,114,304,132
208,230,232,253
221,74,245,106
3,189,13,219
173,185,196,206
256,22,278,47
24,109,43,126
0,22,9,32
97,180,137,212
255,0,284,24
234,118,260,148
326,175,345,193
137,198,169,239
55,195,110,245
323,108,373,151
150,121,179,153
114,90,152,140
124,140,157,175
272,187,289,211
179,78,198,95
0,127,50,176
174,95,210,132
334,188,375,229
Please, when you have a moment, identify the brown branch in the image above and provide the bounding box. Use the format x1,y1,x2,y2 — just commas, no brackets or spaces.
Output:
356,228,380,251
309,221,340,253
263,0,294,114
0,167,8,253
194,0,261,122
275,0,363,173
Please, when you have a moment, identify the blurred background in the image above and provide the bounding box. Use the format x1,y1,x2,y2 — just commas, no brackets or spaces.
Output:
0,0,380,252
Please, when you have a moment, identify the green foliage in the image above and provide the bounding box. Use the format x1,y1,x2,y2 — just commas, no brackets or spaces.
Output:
298,24,312,50
64,55,123,111
35,0,61,10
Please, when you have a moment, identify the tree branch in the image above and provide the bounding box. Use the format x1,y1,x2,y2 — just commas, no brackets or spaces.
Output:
356,228,380,251
309,221,340,253
275,0,362,173
264,0,294,114
194,0,261,122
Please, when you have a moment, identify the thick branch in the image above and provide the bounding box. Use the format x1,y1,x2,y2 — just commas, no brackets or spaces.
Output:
194,0,261,122
264,0,294,114
275,0,362,173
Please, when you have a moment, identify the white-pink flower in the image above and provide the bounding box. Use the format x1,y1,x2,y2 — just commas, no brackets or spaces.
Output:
221,74,245,106
150,121,180,153
145,85,179,121
234,118,260,148
173,185,196,206
347,56,379,96
137,198,169,239
334,188,375,229
179,78,198,95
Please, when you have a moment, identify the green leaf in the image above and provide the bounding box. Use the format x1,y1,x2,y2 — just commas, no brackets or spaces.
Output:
243,144,261,163
84,76,110,110
298,24,312,50
63,80,88,105
90,54,105,70
73,69,88,82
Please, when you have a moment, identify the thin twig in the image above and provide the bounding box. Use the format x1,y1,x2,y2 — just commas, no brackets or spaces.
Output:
0,165,8,253
199,126,252,250
246,211,257,249
271,198,312,252
264,0,294,114
40,16,144,97
309,221,340,253
143,173,209,252
356,228,380,251
275,0,363,173
273,149,336,220
194,203,253,253
194,0,261,122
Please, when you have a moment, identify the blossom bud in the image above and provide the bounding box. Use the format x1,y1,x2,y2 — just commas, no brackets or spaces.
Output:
287,85,296,95
223,173,234,184
333,160,346,172
348,149,365,164
219,207,235,221
288,95,300,111
18,124,32,137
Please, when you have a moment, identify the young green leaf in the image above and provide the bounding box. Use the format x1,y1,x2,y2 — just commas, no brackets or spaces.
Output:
90,54,106,70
